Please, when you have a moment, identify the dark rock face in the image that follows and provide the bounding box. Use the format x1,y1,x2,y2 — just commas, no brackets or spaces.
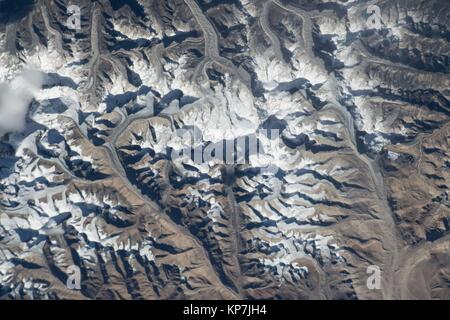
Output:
0,0,36,26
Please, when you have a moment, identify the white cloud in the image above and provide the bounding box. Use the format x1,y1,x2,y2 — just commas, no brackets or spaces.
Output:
0,69,42,136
